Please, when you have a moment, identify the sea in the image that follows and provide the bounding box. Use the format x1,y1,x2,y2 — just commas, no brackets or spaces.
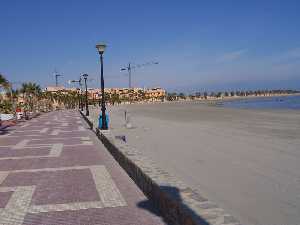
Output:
222,95,300,110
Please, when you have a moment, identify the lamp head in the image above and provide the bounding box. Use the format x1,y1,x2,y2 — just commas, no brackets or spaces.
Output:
96,43,106,54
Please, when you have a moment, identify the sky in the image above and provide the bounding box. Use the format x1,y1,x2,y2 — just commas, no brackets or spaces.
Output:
1,0,300,92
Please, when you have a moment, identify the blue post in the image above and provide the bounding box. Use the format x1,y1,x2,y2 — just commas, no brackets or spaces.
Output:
98,113,109,129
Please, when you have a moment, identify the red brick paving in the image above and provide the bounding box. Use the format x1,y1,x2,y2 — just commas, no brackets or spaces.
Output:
0,110,165,225
0,148,50,157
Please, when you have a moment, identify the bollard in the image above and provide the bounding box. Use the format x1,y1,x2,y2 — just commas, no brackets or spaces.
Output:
124,110,132,129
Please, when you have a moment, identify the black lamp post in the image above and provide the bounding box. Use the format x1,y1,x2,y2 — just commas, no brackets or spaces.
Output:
82,74,89,116
69,77,83,110
96,43,108,130
79,77,84,111
78,90,81,110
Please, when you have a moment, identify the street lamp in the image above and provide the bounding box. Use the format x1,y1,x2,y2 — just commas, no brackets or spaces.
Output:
79,77,84,111
96,43,108,130
82,74,89,116
69,77,83,110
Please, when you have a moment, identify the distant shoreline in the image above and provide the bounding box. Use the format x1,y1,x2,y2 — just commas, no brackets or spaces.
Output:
201,93,300,106
210,92,300,101
110,93,300,107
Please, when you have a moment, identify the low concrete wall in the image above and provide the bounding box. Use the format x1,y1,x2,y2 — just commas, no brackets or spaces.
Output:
80,110,241,225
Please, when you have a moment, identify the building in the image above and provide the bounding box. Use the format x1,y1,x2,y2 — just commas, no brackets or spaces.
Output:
45,86,79,94
144,87,166,101
45,86,166,103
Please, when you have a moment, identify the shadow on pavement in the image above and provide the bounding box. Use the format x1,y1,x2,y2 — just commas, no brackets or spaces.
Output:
0,126,14,135
137,185,210,225
137,196,172,225
0,129,9,135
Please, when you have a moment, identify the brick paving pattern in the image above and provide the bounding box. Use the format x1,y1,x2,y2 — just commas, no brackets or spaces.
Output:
0,111,165,225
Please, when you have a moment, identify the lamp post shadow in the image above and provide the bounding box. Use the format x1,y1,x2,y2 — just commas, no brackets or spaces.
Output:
137,185,210,225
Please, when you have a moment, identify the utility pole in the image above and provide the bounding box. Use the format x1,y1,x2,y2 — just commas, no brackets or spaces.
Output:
82,74,89,116
69,76,83,110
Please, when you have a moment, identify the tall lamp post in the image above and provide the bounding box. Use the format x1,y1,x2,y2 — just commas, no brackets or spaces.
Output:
96,43,108,130
69,77,83,110
79,77,84,111
82,74,89,116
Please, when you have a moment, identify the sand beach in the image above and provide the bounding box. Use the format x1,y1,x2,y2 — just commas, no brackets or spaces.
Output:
91,101,300,225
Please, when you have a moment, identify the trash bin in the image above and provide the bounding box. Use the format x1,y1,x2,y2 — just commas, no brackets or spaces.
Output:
16,108,22,120
98,113,109,129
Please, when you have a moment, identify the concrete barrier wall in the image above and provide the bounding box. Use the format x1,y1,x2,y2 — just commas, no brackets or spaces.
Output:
80,110,241,225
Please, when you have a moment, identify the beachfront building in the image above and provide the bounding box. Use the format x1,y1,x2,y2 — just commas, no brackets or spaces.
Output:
144,87,166,101
45,86,79,94
44,86,166,103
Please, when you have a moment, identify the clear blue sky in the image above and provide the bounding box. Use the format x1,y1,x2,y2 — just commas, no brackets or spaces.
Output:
1,0,300,92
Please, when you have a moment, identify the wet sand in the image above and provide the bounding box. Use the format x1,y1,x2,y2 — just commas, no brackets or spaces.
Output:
94,101,300,225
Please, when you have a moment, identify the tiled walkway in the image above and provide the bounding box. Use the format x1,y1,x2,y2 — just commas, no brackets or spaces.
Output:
0,110,165,225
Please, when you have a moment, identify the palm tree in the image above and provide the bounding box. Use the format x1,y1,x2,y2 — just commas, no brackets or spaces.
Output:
0,74,9,89
42,91,55,111
0,74,12,116
20,82,42,113
179,93,186,99
110,93,120,105
216,92,222,98
0,74,9,101
67,91,79,109
137,90,146,101
210,92,216,97
0,100,13,114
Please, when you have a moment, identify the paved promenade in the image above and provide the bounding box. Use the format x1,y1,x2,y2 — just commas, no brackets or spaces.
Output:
0,110,165,225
